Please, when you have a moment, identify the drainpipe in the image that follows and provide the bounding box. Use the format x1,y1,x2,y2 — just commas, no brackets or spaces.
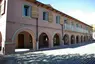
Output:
36,18,39,50
61,24,64,46
61,24,63,38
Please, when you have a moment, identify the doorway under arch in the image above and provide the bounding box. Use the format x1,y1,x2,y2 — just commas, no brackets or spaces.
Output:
86,36,89,41
39,33,49,48
76,35,79,43
84,36,86,42
63,34,69,45
53,34,60,46
16,31,33,49
81,36,83,43
71,35,75,44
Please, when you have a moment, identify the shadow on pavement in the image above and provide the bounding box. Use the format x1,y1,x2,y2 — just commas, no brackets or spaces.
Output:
1,53,95,64
14,41,95,54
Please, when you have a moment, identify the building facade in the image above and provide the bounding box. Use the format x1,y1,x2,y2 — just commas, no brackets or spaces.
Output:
92,24,95,39
0,0,93,54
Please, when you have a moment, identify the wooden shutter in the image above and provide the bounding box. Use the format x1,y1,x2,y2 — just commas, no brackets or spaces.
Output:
48,12,53,23
60,16,64,24
32,5,38,18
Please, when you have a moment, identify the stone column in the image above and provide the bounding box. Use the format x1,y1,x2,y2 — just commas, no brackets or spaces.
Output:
69,36,71,45
49,38,53,48
36,41,39,50
75,36,76,44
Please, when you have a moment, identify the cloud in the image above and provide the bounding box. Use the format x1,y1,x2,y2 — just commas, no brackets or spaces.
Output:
63,10,95,25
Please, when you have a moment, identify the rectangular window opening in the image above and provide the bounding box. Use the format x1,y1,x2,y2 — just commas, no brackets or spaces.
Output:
43,11,48,21
23,5,30,17
56,16,60,24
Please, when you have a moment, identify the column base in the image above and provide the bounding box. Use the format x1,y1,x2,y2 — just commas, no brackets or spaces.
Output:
5,42,15,55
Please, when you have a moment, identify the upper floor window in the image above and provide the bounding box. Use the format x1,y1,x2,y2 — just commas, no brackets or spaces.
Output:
71,22,74,26
80,25,82,28
56,16,60,24
76,24,79,27
64,19,68,24
86,27,88,30
43,11,48,21
23,5,31,17
78,24,81,28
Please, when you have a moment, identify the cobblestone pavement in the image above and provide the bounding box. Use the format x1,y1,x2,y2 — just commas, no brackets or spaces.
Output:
0,42,95,64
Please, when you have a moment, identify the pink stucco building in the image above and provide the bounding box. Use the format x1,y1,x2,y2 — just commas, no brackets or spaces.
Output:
0,0,93,54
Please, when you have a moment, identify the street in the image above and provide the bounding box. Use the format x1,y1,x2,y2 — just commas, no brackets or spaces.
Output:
0,42,95,64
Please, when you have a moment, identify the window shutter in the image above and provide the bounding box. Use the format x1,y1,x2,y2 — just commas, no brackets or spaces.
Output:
60,16,64,24
48,12,53,23
32,5,38,18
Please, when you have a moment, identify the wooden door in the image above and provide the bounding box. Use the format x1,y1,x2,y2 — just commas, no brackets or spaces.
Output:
18,34,24,48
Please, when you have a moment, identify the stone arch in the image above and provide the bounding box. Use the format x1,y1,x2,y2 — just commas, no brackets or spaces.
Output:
12,27,36,49
53,33,60,46
38,31,52,41
63,34,69,45
76,35,79,43
39,32,49,48
0,32,2,50
38,30,52,48
71,35,75,44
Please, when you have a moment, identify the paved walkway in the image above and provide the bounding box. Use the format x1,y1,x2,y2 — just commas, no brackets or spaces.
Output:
0,42,95,64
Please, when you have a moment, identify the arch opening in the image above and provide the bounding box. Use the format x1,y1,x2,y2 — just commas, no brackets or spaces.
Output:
71,35,75,44
63,34,69,45
87,36,88,41
84,36,86,42
16,31,33,49
81,36,83,43
76,36,79,43
53,34,60,46
39,33,49,48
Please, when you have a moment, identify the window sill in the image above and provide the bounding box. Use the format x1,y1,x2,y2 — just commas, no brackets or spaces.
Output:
43,20,49,22
56,23,60,24
22,16,32,18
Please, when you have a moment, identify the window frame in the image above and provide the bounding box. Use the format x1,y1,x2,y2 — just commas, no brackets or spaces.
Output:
43,11,49,21
64,19,68,24
56,16,60,24
76,23,79,28
23,4,31,17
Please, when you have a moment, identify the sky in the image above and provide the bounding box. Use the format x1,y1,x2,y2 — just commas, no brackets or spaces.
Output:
37,0,95,25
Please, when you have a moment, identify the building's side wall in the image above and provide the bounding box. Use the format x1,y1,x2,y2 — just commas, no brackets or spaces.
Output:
5,0,93,54
0,0,8,55
6,0,62,54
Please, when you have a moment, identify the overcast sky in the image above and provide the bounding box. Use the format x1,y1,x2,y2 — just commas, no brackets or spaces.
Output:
37,0,95,25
